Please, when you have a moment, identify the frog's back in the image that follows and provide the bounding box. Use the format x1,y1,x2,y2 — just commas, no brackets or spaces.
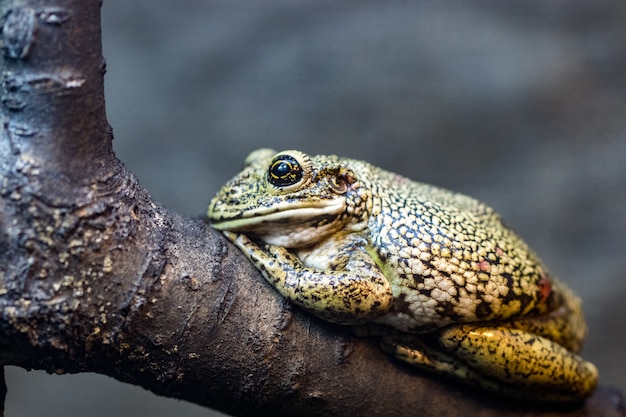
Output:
357,163,557,332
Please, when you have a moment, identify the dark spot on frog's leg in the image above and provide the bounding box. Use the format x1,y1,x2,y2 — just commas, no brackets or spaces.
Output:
523,336,536,346
308,293,322,302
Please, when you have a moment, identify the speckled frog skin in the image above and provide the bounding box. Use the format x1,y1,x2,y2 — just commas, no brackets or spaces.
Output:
207,149,598,401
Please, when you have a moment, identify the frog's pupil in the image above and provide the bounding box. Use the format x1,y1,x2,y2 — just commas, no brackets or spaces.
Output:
268,155,302,186
274,162,290,176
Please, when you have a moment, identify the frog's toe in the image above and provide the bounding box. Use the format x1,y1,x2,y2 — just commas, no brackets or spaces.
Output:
381,337,458,374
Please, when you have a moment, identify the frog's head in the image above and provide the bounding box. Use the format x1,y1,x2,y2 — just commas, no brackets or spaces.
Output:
208,149,372,248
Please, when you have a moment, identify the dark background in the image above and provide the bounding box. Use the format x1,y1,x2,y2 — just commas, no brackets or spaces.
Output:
5,1,625,416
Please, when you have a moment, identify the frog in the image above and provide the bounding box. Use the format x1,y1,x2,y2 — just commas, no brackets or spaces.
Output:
207,148,598,401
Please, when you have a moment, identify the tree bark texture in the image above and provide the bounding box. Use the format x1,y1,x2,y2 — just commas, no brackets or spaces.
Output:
0,1,624,416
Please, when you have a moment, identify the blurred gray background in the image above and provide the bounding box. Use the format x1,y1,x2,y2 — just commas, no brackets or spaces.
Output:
5,1,625,416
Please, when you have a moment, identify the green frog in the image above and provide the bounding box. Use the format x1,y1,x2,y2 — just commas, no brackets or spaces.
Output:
207,148,598,401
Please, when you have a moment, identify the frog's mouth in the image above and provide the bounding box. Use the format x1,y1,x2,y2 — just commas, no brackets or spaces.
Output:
210,198,347,247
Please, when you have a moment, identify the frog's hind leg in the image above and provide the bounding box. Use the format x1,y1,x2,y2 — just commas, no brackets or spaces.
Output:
367,324,515,395
436,324,598,401
380,336,508,395
379,336,566,401
381,324,597,401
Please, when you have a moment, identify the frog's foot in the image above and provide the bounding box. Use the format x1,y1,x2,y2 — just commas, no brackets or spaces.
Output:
382,325,598,401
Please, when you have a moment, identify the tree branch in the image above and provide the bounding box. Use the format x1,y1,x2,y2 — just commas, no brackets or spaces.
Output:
0,1,623,416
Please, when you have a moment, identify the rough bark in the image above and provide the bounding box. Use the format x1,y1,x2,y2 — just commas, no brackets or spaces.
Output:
0,1,624,416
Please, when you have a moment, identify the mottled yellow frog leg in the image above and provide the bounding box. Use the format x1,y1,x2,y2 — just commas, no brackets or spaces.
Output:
380,336,507,395
436,324,598,400
507,280,587,353
223,231,394,324
382,328,597,401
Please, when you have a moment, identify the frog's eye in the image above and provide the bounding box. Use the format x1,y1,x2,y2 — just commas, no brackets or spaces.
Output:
268,154,303,187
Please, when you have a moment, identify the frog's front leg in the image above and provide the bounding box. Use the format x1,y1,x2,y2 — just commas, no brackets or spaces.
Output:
223,231,393,324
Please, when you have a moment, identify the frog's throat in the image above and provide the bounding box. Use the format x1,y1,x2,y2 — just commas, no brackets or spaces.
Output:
210,198,346,232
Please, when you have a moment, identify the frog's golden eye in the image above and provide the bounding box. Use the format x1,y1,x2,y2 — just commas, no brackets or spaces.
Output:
268,155,303,187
